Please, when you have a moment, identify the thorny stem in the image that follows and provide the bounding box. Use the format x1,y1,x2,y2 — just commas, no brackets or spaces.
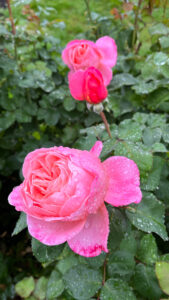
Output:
132,0,142,49
7,0,16,35
96,256,107,300
102,257,107,285
163,0,167,18
84,0,93,24
100,111,112,138
7,0,18,60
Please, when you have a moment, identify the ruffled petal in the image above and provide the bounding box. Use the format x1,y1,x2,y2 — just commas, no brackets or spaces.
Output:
98,64,112,86
71,151,108,214
8,185,26,212
96,36,117,68
103,156,142,207
27,215,86,246
90,141,103,157
68,70,85,100
68,204,109,257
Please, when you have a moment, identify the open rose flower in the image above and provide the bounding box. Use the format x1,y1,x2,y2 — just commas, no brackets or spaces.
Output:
62,36,117,85
68,67,108,104
8,142,141,257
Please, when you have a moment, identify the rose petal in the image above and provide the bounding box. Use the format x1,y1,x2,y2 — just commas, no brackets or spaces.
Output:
62,40,96,68
8,185,26,211
103,156,142,207
68,70,85,100
96,36,117,68
72,151,108,214
27,215,86,246
98,64,112,86
90,141,103,157
68,204,109,257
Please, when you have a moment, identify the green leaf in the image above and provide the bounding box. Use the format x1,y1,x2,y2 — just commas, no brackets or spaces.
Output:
100,138,117,158
12,212,27,236
110,73,138,90
32,238,64,263
141,156,164,191
155,262,169,296
15,277,35,298
137,234,158,265
100,278,136,300
63,97,76,111
0,112,15,132
38,108,60,126
126,192,168,241
114,141,153,173
147,89,169,110
159,36,169,49
152,142,167,152
153,52,168,66
133,113,149,125
56,255,79,275
107,250,135,280
118,119,143,142
147,113,166,129
74,134,97,151
133,264,162,300
108,209,131,251
78,252,106,269
149,23,169,35
63,265,102,299
142,128,162,146
34,277,48,300
46,270,64,299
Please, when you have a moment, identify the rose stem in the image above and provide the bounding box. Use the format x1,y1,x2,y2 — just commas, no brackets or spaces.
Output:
84,0,93,25
7,0,16,35
132,0,142,49
7,0,18,61
100,111,112,138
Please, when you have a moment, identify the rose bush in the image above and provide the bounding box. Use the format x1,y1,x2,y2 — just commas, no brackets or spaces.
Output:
62,36,117,86
68,66,108,104
8,141,141,257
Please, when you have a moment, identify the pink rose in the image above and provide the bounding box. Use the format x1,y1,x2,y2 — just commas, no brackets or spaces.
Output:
8,141,142,257
62,36,117,85
68,67,108,104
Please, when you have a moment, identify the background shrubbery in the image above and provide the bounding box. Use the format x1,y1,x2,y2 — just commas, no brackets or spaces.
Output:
0,0,169,299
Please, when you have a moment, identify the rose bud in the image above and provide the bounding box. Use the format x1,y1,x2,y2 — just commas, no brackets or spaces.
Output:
68,67,108,104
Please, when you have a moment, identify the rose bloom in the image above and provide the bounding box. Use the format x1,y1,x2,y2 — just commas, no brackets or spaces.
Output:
8,141,141,257
68,67,108,104
62,36,117,86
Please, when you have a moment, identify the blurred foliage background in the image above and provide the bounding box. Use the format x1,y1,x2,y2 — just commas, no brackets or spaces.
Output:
0,0,169,299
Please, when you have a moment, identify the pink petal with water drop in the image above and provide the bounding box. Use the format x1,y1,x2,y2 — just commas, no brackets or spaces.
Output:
103,156,142,207
27,215,86,246
90,141,103,157
68,204,109,257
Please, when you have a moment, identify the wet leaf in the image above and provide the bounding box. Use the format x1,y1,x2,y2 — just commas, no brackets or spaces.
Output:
46,270,64,299
32,238,64,263
155,262,169,295
64,265,102,299
100,278,136,300
126,192,168,240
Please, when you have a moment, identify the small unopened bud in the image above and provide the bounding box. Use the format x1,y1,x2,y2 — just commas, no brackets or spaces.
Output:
93,103,104,114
